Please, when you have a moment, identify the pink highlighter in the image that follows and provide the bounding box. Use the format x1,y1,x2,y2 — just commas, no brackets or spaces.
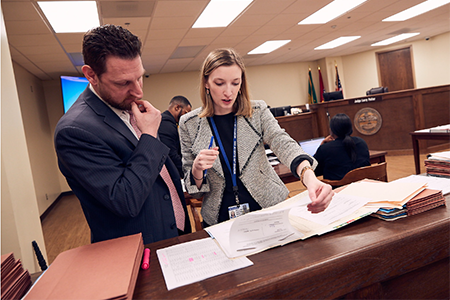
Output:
141,248,150,270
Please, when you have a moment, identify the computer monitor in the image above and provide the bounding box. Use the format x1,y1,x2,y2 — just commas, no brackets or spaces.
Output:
323,90,344,102
269,106,291,117
298,137,325,156
60,76,89,113
366,87,388,95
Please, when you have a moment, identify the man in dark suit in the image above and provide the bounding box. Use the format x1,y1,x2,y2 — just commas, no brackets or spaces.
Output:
158,96,192,178
54,25,191,244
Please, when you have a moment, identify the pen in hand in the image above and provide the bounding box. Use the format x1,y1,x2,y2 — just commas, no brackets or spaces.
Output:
204,136,214,177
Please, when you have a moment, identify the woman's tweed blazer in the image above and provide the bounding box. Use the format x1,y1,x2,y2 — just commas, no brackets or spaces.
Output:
179,100,318,225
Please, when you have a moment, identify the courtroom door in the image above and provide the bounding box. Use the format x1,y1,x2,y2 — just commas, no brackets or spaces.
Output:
377,46,415,92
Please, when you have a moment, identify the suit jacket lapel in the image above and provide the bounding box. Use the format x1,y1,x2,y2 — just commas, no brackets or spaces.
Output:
84,89,138,146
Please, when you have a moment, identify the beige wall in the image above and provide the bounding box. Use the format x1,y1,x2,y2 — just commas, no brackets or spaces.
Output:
1,9,47,273
413,33,450,88
42,79,71,192
342,32,450,97
13,62,63,215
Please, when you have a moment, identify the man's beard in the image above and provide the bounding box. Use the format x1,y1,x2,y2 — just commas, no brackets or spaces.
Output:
176,109,183,122
102,94,133,111
97,84,136,111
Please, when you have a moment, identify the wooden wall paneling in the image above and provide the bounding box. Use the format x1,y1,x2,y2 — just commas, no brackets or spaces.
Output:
422,88,450,129
421,88,450,149
313,98,413,151
412,92,425,130
377,46,415,92
310,112,320,137
367,96,416,150
310,99,351,137
281,85,449,152
411,92,428,153
275,112,319,141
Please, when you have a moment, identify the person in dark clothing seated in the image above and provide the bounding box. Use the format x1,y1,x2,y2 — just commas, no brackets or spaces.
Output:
314,113,370,180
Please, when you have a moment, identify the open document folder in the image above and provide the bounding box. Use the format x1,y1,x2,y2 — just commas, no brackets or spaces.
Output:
206,180,427,259
206,190,377,259
338,180,427,208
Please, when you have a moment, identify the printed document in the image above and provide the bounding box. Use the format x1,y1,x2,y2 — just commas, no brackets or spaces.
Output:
206,191,377,258
392,174,450,195
338,181,426,208
157,238,253,290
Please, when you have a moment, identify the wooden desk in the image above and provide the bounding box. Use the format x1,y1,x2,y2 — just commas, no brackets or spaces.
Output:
274,150,387,184
410,130,450,174
133,196,449,299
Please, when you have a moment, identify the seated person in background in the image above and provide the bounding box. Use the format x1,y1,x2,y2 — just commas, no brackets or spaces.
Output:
314,113,370,180
158,96,192,178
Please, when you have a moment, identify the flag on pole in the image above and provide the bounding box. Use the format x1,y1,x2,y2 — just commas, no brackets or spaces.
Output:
308,68,317,104
335,64,343,96
318,66,325,102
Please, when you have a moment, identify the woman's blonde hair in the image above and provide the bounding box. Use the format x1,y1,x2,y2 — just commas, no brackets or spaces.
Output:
199,48,252,118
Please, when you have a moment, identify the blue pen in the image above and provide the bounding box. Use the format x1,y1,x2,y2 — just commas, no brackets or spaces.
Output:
204,136,214,177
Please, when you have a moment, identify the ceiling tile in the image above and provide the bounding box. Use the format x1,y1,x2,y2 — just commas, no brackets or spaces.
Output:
153,0,208,17
103,17,151,30
99,1,155,18
2,0,449,78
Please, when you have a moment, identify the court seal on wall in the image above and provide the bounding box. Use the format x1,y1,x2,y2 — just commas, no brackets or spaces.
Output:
354,107,382,135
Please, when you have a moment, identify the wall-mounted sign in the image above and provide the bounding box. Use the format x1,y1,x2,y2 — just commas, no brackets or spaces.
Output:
354,107,382,135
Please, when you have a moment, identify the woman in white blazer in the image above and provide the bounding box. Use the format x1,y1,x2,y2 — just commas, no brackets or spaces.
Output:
179,48,333,226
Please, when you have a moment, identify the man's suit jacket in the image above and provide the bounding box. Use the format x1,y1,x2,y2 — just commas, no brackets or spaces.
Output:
54,88,191,244
179,100,317,225
158,110,183,177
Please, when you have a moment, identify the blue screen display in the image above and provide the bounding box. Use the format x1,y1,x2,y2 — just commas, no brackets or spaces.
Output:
60,76,89,113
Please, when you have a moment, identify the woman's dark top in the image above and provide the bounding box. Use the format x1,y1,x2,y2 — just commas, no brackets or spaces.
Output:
206,113,261,225
313,136,370,180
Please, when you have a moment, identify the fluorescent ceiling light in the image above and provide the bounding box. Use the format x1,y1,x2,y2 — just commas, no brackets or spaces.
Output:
38,1,99,33
193,0,253,28
299,0,367,25
315,36,361,50
383,0,450,22
248,40,291,55
371,33,420,46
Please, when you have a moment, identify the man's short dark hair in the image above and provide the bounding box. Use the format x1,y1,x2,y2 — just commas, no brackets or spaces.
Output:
82,24,142,77
169,95,191,107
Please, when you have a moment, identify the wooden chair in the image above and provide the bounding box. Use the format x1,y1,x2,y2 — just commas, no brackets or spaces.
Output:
189,198,203,232
321,162,388,188
184,193,204,232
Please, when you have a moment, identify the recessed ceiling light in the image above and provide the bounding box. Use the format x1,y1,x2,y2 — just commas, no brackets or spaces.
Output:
299,0,367,25
383,0,450,22
38,1,99,33
371,33,420,46
315,36,361,50
248,40,291,55
193,0,253,28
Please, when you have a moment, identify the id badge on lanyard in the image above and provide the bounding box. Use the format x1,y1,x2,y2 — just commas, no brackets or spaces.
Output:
228,203,250,219
210,116,250,220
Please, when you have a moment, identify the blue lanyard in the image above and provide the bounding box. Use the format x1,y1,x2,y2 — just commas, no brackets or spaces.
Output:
209,116,240,205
